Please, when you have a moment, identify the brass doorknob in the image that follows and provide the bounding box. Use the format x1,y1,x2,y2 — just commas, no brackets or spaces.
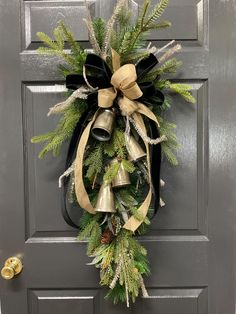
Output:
1,257,23,280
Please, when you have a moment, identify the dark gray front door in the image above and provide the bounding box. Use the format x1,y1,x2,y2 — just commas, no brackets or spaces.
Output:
0,1,235,313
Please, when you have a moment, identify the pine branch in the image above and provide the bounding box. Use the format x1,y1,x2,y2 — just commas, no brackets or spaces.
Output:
59,21,82,55
144,0,169,28
79,211,94,230
31,100,87,158
104,129,127,158
121,160,135,173
157,58,183,74
103,162,121,184
87,221,102,255
37,24,86,73
123,51,150,64
92,18,106,49
105,282,127,304
118,0,170,60
117,190,138,208
161,143,178,165
169,83,196,103
37,30,78,69
77,219,97,241
113,230,142,305
130,207,145,222
140,58,182,83
155,79,171,90
159,118,179,166
53,27,64,50
137,0,151,28
77,214,102,255
111,7,132,52
84,143,104,181
100,265,114,286
58,64,73,78
146,20,171,30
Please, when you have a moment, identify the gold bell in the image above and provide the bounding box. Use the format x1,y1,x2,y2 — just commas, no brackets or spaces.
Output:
111,158,131,188
95,183,116,213
91,109,115,141
126,136,146,162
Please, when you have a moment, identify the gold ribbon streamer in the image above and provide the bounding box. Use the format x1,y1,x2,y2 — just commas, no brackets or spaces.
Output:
74,112,98,214
123,113,152,232
74,50,160,230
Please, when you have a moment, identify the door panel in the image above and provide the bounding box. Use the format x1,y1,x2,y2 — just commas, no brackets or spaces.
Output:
0,0,235,314
23,1,93,49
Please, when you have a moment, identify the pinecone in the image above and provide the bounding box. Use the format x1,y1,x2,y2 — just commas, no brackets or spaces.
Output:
101,229,114,244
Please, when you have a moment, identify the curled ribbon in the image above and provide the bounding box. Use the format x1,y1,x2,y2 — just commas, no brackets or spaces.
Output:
66,50,164,232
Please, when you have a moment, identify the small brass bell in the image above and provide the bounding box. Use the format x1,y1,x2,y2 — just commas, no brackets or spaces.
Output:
126,136,146,162
91,109,115,142
111,158,131,188
95,183,116,213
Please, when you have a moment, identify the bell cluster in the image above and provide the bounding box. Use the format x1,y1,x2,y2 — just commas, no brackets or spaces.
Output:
91,109,147,213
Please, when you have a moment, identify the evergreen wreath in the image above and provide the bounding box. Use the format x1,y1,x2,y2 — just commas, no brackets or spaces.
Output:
32,0,196,307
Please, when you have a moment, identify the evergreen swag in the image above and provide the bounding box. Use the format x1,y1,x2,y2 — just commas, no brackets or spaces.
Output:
31,0,196,307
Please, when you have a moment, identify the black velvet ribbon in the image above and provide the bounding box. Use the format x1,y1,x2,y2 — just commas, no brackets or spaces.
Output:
62,53,164,228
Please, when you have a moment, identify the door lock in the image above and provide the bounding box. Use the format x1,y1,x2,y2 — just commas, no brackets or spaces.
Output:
1,257,23,280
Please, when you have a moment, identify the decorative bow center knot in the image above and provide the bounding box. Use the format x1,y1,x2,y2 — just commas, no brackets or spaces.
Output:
98,63,143,116
111,64,143,100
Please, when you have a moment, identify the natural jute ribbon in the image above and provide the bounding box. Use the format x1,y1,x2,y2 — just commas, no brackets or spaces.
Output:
74,50,160,232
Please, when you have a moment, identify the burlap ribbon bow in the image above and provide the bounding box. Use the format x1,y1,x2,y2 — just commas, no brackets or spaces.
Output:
74,50,162,232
